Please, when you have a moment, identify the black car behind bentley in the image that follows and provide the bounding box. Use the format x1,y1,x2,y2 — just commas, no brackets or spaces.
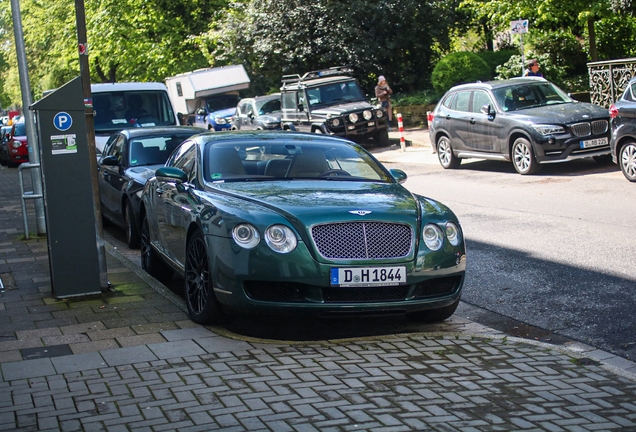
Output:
98,126,206,248
609,76,636,182
429,78,611,174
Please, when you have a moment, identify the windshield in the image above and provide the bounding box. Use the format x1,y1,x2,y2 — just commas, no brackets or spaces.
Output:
256,98,281,115
200,140,393,182
13,123,26,136
93,90,176,133
493,82,573,112
206,96,241,112
128,132,200,167
306,81,365,107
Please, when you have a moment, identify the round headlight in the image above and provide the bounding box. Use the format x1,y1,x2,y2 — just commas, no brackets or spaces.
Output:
363,110,373,121
375,110,384,118
348,113,359,123
331,118,341,127
232,223,260,249
445,222,461,246
423,223,444,251
265,225,297,253
12,141,21,148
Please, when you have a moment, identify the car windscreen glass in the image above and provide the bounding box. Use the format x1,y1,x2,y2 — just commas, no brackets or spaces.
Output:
129,133,196,166
206,96,241,112
203,140,392,182
256,98,281,114
93,91,176,132
306,81,365,107
13,123,26,136
493,83,572,112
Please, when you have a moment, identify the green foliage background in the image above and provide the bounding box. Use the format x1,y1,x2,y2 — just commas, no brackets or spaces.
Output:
0,0,635,109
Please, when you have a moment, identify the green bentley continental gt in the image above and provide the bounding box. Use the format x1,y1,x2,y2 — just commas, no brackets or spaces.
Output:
139,131,466,324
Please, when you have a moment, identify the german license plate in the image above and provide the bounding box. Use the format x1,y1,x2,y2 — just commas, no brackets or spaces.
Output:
580,137,608,149
330,266,407,287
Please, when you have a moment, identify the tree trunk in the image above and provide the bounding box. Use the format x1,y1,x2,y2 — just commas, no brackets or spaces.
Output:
483,22,494,51
588,16,598,61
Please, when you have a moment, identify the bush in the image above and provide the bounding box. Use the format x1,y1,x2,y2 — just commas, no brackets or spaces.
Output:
476,50,517,78
431,52,491,94
392,89,439,107
495,53,567,89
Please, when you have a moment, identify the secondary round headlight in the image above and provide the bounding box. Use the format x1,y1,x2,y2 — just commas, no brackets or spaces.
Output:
265,225,297,253
375,110,384,118
331,118,341,127
232,223,260,249
423,223,444,251
445,222,461,246
348,113,359,123
363,110,373,121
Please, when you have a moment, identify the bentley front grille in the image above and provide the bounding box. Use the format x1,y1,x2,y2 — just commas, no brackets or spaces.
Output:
311,222,413,259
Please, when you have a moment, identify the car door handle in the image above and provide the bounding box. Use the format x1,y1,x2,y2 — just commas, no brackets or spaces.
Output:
445,115,451,120
156,187,164,196
470,118,476,124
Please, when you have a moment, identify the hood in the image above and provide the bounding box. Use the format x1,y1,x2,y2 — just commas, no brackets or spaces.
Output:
310,100,375,117
209,181,422,228
507,102,609,124
258,113,281,123
209,107,236,118
125,164,163,185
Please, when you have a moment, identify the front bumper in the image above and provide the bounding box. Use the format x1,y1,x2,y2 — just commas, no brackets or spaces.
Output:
206,234,466,317
533,133,611,163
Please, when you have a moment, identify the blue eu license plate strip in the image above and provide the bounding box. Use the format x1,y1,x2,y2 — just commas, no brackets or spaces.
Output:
330,266,407,287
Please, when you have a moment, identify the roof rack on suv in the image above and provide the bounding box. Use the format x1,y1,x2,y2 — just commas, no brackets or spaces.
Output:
281,66,354,84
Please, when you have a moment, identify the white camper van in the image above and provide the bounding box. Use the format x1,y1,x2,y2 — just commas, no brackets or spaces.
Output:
91,82,178,152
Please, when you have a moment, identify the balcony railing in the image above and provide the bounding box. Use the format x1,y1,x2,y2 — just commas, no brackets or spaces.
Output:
588,57,636,108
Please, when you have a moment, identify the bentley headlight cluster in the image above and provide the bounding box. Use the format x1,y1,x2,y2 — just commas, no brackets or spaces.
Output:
423,222,462,251
375,110,384,118
265,225,297,253
348,113,359,123
232,223,297,253
532,124,564,135
363,110,373,121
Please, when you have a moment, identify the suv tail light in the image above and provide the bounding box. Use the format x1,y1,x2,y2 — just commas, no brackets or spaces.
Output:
427,111,434,124
609,104,619,119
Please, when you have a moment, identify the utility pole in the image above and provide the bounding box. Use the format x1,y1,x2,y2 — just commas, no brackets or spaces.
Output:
75,0,109,291
9,0,46,235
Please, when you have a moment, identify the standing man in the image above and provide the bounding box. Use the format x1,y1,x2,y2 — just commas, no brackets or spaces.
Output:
524,59,543,77
375,75,393,130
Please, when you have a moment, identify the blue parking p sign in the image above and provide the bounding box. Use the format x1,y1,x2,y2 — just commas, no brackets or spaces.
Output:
53,112,73,131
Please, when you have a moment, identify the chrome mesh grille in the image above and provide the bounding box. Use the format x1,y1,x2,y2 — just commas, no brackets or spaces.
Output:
311,222,413,259
570,122,591,137
591,119,608,134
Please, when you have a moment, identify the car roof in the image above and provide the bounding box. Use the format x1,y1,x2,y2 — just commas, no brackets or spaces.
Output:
91,82,168,92
120,126,206,138
282,75,356,90
447,77,549,92
196,130,355,145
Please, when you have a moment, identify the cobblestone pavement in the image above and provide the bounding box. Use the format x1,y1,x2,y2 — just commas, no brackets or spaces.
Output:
1,150,636,431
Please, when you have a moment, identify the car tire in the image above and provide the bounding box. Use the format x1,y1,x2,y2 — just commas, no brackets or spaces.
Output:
619,142,636,182
376,129,390,147
184,230,229,324
407,298,460,323
124,200,141,249
512,137,539,175
140,214,173,282
436,136,460,169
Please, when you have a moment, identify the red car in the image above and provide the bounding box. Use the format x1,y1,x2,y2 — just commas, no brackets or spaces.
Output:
0,122,28,167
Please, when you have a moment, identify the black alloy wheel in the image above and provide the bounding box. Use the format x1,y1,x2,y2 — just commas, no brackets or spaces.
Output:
124,200,141,249
184,230,228,324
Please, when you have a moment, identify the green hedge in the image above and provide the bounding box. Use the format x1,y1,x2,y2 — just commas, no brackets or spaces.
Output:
431,52,491,94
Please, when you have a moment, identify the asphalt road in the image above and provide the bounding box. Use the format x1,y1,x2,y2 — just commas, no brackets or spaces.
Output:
377,146,636,361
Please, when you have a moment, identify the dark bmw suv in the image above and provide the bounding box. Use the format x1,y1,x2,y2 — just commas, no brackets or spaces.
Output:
429,78,611,174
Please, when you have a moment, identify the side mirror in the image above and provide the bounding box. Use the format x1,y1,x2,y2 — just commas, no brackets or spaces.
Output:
248,112,255,119
101,155,120,166
156,167,188,183
389,168,408,184
196,108,206,116
480,104,493,115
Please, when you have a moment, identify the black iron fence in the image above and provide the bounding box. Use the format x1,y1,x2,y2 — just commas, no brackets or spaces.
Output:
588,57,636,108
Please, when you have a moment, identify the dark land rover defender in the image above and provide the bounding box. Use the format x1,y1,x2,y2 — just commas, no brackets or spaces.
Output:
280,67,390,146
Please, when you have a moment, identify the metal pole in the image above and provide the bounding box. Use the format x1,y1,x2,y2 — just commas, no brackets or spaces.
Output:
520,34,525,77
74,0,109,291
9,0,46,236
